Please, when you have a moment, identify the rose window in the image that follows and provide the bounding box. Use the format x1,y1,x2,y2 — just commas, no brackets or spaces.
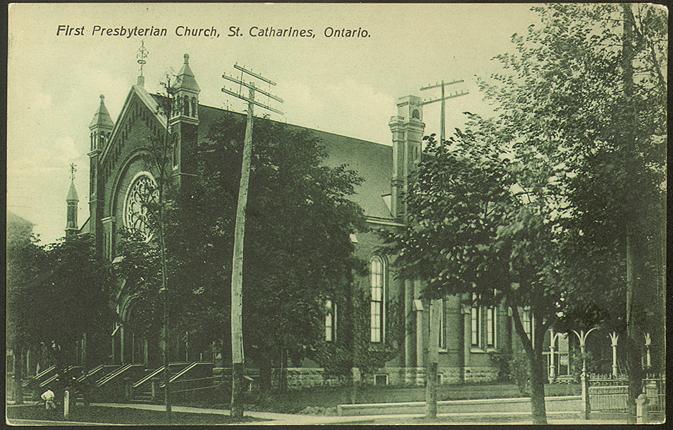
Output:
124,173,158,240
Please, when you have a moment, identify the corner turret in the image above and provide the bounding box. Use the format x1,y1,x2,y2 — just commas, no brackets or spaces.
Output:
65,164,79,238
171,53,200,124
89,95,114,151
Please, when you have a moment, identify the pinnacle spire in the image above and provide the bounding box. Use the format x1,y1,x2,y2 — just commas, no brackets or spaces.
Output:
65,164,79,236
89,95,114,130
66,163,78,202
175,53,200,93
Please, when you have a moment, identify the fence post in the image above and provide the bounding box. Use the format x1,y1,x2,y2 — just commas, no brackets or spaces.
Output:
63,390,70,419
581,373,590,420
123,377,131,400
636,393,648,424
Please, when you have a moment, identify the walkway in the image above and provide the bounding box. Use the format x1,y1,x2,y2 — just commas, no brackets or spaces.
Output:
91,402,628,425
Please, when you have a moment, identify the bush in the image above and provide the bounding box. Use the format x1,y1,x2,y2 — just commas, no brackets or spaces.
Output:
509,352,529,395
570,351,605,382
488,352,512,382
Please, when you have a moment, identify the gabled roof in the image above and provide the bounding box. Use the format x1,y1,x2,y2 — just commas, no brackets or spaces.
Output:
100,85,167,162
109,88,393,220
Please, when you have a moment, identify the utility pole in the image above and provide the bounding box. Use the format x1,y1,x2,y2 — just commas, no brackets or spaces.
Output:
221,64,283,418
621,4,642,424
420,79,468,144
418,79,467,418
157,73,175,420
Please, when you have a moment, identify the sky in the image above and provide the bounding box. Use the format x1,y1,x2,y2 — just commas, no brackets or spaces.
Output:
7,3,541,244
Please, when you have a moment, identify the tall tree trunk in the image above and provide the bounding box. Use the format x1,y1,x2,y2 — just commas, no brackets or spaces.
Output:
510,301,547,424
279,347,288,393
526,348,547,424
14,345,24,405
425,299,438,418
656,194,666,374
259,356,272,392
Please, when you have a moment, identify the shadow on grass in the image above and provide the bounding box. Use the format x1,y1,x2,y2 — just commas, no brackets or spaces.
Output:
174,382,581,414
7,405,263,425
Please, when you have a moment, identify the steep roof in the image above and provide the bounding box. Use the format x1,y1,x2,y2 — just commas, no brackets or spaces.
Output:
194,103,394,220
89,95,114,129
66,181,78,201
175,54,200,93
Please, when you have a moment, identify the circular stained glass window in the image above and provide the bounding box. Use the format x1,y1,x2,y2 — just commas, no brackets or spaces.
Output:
123,172,158,240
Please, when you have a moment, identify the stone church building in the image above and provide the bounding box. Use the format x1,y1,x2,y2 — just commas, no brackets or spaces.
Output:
57,53,576,392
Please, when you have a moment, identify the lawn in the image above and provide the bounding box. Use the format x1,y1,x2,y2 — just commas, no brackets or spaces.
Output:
178,382,581,415
6,405,261,425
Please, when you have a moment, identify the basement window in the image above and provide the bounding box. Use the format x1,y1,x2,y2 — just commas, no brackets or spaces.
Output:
374,374,389,386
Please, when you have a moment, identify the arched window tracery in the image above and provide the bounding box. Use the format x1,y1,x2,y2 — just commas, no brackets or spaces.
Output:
370,256,385,343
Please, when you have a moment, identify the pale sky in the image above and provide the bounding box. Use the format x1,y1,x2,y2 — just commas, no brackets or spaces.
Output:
7,3,540,244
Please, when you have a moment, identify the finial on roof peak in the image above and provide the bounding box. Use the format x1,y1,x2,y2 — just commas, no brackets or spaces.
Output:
184,53,190,63
100,95,105,101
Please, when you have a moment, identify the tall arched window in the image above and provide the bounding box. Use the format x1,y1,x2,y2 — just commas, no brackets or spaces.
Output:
191,97,198,118
370,256,385,343
183,95,189,115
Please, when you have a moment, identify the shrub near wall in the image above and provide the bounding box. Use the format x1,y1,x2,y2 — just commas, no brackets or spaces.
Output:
488,352,513,382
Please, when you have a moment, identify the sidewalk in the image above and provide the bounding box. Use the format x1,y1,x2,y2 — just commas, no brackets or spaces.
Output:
90,402,629,425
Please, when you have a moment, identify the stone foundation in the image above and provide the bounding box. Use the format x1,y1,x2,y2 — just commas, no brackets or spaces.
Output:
270,368,351,390
463,366,498,383
214,365,498,389
438,366,463,384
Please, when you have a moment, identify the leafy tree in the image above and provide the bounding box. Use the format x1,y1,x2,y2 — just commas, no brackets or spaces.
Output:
481,3,665,419
389,3,666,424
7,217,46,404
387,126,573,423
118,112,367,392
29,234,113,373
197,115,366,391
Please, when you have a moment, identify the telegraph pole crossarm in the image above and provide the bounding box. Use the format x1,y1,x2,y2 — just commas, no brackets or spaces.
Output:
421,90,470,106
419,78,468,144
221,64,282,419
420,79,464,91
222,87,284,115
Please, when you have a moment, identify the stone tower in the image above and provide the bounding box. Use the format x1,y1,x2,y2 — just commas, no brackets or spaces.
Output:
88,95,114,250
170,53,200,186
388,95,425,220
65,172,79,238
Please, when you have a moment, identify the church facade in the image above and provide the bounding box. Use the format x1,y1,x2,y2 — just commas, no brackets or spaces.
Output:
62,53,573,389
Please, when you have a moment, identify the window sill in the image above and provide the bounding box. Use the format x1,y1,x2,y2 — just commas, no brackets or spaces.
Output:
470,347,486,353
438,348,448,354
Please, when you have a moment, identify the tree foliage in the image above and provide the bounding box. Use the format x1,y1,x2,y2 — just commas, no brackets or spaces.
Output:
115,112,368,375
8,233,114,371
387,3,666,423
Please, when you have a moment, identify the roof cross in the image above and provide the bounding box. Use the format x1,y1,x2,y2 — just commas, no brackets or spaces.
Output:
136,40,149,77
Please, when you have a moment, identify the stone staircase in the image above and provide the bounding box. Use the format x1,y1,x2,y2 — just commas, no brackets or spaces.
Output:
130,362,216,403
130,362,189,403
91,363,146,402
